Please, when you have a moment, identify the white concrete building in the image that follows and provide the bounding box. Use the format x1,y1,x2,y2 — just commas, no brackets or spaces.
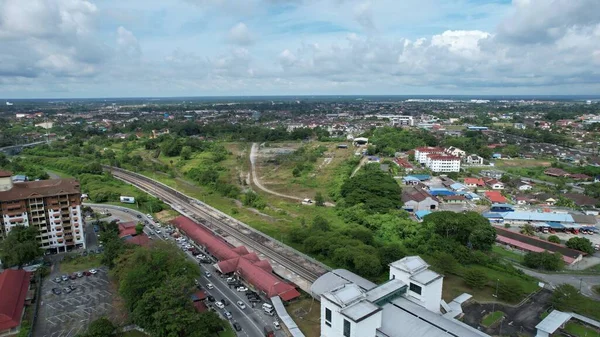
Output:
445,146,466,158
464,154,484,165
414,147,445,164
311,256,489,337
391,116,414,127
425,154,461,172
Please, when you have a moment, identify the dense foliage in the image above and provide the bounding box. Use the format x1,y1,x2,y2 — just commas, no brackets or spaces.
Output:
340,166,403,214
0,226,43,268
523,251,563,271
368,127,437,156
565,237,595,255
552,284,600,320
422,211,497,251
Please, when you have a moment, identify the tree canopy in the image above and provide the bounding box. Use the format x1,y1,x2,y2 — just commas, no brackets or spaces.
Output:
422,211,496,251
340,167,403,214
0,225,43,268
565,237,595,255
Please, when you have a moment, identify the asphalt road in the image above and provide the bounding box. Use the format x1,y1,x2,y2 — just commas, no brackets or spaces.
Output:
517,266,600,300
86,203,281,337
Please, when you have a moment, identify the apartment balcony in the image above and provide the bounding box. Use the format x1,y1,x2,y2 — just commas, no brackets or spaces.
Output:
57,238,64,243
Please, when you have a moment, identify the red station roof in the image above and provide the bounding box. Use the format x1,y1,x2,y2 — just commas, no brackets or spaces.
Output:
171,216,301,301
0,269,31,331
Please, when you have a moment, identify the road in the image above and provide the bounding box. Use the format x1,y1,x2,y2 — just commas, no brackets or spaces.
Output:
517,267,600,300
85,203,279,337
250,143,303,202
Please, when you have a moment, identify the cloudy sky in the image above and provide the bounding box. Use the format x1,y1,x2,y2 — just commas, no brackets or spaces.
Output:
0,0,599,98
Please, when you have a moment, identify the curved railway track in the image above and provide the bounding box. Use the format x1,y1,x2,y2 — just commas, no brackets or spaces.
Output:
107,166,327,283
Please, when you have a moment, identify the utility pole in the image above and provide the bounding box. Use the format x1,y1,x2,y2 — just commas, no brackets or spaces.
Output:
492,279,499,313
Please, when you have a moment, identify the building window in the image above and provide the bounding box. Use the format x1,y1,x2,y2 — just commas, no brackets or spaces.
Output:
325,308,332,327
410,282,422,295
343,319,351,337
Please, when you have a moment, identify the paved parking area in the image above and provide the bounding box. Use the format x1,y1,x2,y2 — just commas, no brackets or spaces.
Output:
34,267,114,337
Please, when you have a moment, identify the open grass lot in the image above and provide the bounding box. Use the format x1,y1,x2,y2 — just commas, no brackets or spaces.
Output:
60,254,103,274
481,311,504,327
286,298,321,337
494,158,552,168
564,321,600,336
492,246,524,263
254,142,356,201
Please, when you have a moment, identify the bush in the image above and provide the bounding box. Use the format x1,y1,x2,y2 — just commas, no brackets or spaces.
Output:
523,251,563,271
463,268,488,289
547,235,561,244
565,237,595,255
497,279,524,302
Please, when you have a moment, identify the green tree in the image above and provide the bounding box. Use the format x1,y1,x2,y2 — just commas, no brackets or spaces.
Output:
547,235,561,244
565,237,595,254
79,317,117,337
523,251,563,271
497,279,524,302
520,224,535,236
135,222,144,236
311,215,330,232
551,284,581,311
431,252,458,275
463,268,488,289
584,183,600,199
340,167,403,214
0,226,43,268
100,231,124,269
315,192,325,207
180,146,192,160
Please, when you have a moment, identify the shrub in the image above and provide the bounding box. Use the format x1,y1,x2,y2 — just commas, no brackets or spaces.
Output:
464,269,488,289
547,235,561,244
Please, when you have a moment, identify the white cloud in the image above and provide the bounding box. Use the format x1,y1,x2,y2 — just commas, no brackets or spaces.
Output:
227,22,254,46
117,26,141,59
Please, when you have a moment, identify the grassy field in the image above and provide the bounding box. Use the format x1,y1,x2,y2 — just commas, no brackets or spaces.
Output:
564,321,600,336
286,298,320,337
254,142,355,202
494,158,552,168
481,311,504,327
60,254,103,274
492,246,524,263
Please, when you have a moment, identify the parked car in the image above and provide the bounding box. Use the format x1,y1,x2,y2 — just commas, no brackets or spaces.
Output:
52,288,62,295
69,284,77,290
273,321,281,330
76,272,84,278
215,302,225,309
54,277,62,283
237,301,246,310
207,295,216,302
61,275,69,281
69,274,77,280
63,287,72,294
224,311,232,320
136,215,142,219
237,286,248,292
207,283,214,290
83,271,92,276
233,322,242,331
204,271,212,278
226,277,236,283
221,298,229,306
89,269,98,275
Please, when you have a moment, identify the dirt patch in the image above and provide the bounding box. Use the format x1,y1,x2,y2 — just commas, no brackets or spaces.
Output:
287,298,321,337
154,210,177,223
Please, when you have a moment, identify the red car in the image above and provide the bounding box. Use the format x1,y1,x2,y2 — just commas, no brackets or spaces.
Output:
83,271,92,276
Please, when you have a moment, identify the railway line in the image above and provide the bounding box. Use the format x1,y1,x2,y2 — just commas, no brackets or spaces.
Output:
107,166,327,283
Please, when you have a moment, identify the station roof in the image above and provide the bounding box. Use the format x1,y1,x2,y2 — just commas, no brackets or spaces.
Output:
0,269,31,331
535,310,572,334
503,212,574,223
172,216,300,301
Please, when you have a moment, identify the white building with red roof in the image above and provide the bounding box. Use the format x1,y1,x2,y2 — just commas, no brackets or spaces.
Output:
414,147,445,164
425,154,461,172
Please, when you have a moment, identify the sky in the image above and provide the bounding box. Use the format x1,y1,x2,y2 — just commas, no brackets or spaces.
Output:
0,0,599,98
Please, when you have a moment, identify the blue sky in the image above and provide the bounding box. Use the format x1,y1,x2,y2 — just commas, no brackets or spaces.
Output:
0,0,599,98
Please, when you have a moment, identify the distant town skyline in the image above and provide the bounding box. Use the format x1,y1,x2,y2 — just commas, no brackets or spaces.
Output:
0,0,599,98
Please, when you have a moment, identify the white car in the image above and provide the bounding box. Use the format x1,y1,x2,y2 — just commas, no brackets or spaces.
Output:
236,286,248,292
236,301,246,309
89,269,98,275
274,321,281,330
215,301,225,309
207,283,214,289
155,229,161,234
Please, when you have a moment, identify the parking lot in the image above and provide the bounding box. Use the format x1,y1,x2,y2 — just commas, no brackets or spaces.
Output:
34,267,115,337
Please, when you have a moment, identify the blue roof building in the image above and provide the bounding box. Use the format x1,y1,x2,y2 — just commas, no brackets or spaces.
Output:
449,183,467,191
503,212,574,223
415,210,432,220
407,174,431,181
12,175,27,183
428,188,456,196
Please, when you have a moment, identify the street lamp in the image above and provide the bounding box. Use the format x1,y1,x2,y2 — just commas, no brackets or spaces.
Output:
492,279,499,313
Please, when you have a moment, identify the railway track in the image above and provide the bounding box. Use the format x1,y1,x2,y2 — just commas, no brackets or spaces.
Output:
107,166,327,283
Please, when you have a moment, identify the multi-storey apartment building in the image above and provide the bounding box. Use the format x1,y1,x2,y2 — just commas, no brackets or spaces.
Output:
414,147,445,164
0,171,85,252
425,154,461,172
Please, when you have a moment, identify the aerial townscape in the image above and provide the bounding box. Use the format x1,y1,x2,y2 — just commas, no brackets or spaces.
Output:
1,1,600,337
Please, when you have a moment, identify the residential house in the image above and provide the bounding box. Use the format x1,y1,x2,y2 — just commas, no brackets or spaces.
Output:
544,168,569,178
563,193,599,207
483,177,504,190
401,186,439,212
485,191,507,204
518,184,533,191
480,170,503,179
440,195,466,204
464,178,485,188
393,158,414,172
464,154,484,165
568,173,591,181
515,196,529,205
